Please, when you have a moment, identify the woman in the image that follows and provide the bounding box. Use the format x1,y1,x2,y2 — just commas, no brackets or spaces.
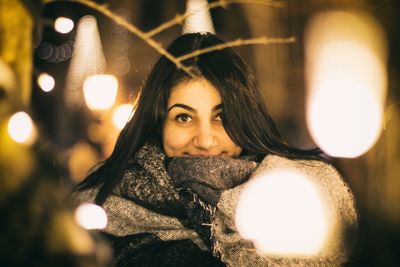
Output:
75,33,358,266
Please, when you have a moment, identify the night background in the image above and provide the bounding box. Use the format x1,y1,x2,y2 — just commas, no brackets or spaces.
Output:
1,0,399,266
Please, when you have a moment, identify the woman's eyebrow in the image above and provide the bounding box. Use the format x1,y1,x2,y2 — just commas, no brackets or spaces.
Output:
212,104,223,112
167,103,222,112
167,103,195,112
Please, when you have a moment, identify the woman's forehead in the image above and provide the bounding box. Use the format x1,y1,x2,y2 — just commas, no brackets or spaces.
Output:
168,78,221,106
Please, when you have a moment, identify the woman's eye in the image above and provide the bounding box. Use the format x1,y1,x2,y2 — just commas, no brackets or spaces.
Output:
175,114,192,123
215,113,222,121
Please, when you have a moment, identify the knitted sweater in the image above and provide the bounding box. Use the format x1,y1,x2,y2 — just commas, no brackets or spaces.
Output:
74,142,357,267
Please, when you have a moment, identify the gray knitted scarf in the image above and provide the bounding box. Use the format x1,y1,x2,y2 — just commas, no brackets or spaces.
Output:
115,140,258,212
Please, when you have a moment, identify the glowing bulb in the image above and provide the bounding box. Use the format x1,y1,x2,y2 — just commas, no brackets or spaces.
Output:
54,17,74,34
75,203,107,230
112,104,134,130
7,111,36,144
37,73,55,92
236,169,328,256
305,10,388,158
83,74,118,110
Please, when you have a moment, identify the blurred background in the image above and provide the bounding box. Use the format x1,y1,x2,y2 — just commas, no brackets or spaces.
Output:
1,0,399,266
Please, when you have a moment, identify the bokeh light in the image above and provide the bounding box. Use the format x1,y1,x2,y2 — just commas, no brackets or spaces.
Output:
305,10,388,158
112,104,134,130
37,73,55,92
65,15,106,107
236,168,329,256
67,141,100,183
75,203,107,230
83,74,118,110
7,111,36,145
54,17,74,34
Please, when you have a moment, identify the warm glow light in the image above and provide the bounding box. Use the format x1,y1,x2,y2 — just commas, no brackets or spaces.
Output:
7,112,36,144
236,169,328,256
112,104,134,130
37,73,55,92
83,74,118,110
307,67,382,158
65,15,106,107
183,0,215,34
54,17,74,34
305,11,388,158
75,203,107,230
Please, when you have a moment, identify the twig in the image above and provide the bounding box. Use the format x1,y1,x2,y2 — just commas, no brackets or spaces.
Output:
209,0,285,9
176,36,295,62
145,0,284,38
144,13,187,38
43,0,196,77
44,0,292,77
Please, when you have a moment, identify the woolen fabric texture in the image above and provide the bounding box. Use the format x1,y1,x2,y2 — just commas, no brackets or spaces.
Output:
74,141,358,267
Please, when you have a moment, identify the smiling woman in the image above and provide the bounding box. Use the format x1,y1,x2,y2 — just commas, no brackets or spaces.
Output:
73,33,358,267
163,78,242,157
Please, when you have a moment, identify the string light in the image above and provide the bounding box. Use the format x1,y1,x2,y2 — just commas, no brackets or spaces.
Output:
54,17,74,34
305,10,388,158
236,168,329,256
37,73,55,92
75,203,107,230
7,111,36,145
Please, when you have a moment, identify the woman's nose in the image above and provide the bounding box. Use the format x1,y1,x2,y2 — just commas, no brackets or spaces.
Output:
193,123,216,150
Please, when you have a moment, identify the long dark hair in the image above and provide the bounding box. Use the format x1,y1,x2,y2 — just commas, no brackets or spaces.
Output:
76,33,320,204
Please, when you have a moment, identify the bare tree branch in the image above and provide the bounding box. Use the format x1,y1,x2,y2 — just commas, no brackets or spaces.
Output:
176,36,295,62
43,0,196,76
208,0,285,9
144,13,187,38
43,0,292,78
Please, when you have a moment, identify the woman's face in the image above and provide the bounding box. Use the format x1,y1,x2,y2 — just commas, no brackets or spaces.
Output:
162,78,242,158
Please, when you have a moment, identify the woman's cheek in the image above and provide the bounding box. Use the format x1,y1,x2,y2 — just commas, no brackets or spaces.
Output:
163,125,191,155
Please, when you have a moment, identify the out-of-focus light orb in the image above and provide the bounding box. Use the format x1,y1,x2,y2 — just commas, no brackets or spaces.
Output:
112,104,134,130
54,17,74,34
7,111,36,145
75,203,107,230
307,70,382,158
83,74,118,110
235,169,328,256
37,73,55,92
305,10,388,158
